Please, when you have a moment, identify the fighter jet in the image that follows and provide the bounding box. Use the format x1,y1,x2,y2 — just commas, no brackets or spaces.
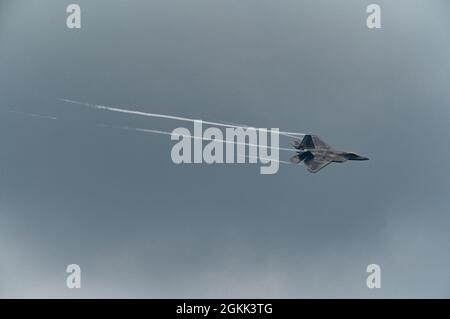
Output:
290,135,369,173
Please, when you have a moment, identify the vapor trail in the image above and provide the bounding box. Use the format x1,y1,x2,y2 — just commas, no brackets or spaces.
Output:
236,154,291,165
215,119,302,139
97,123,295,160
60,98,305,138
97,124,292,164
6,110,57,120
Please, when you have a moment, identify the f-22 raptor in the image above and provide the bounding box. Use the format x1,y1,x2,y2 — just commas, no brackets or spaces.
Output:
290,135,369,173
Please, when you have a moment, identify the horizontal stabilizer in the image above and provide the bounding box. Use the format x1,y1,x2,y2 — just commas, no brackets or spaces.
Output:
290,151,313,164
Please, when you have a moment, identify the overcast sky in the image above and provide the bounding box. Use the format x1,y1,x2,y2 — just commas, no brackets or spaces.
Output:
1,0,450,298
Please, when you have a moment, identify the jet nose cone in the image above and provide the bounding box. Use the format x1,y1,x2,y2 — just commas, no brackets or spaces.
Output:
346,153,369,160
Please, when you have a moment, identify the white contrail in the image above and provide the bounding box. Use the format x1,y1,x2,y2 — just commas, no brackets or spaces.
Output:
237,153,291,165
96,123,298,153
215,119,302,139
6,110,57,120
60,98,305,138
98,124,293,165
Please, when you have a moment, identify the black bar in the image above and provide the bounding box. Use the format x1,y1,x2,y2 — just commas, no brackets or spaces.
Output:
1,299,447,317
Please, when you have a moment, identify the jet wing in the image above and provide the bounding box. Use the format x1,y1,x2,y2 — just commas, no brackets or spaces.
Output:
304,156,332,173
311,135,331,150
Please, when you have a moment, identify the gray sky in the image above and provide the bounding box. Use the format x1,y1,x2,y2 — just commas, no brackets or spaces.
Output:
1,0,450,298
